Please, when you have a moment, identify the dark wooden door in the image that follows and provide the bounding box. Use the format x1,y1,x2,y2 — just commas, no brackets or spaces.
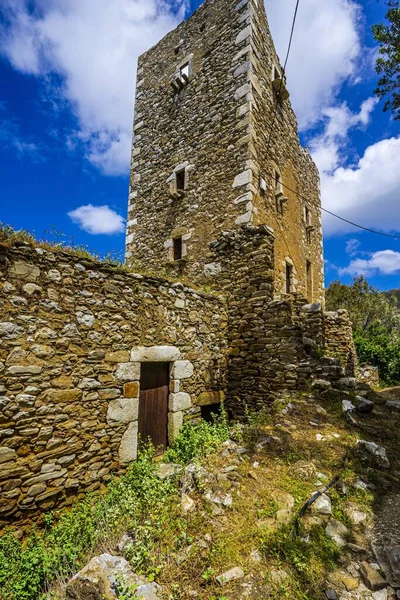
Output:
139,362,169,454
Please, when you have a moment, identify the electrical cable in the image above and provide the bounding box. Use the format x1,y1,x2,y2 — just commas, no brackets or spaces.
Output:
261,170,400,240
264,0,300,157
260,0,400,243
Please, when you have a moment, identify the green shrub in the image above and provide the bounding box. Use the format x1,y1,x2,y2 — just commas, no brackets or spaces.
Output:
165,407,229,464
0,447,176,600
0,415,231,600
355,331,400,385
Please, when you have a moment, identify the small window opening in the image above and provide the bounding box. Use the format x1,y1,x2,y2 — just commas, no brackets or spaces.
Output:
305,206,313,243
180,62,190,79
285,263,293,294
275,170,282,196
176,169,186,191
173,237,183,261
306,260,313,300
200,23,206,32
201,403,221,423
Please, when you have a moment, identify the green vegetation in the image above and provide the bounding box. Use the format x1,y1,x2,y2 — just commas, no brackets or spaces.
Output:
0,414,229,600
261,525,340,599
326,275,400,384
165,408,229,464
373,0,400,120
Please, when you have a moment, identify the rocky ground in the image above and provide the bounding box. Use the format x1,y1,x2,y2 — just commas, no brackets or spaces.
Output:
62,386,400,600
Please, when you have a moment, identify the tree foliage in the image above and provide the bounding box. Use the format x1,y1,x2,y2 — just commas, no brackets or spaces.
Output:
326,276,400,385
325,276,399,337
372,0,400,120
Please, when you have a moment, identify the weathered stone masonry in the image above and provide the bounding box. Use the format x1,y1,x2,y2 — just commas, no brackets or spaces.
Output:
0,244,227,525
126,0,324,303
211,226,356,415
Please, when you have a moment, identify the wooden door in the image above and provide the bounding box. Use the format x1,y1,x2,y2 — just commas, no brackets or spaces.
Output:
139,362,169,454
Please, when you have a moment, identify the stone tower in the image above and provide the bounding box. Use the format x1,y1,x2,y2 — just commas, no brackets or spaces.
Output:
126,0,324,303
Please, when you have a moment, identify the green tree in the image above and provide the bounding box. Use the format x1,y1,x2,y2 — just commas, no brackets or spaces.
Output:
372,0,400,120
326,276,400,384
326,276,399,337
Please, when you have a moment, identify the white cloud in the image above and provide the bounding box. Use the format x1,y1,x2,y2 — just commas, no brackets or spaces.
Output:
345,238,361,256
310,97,378,173
266,0,363,129
339,250,400,277
0,0,185,175
68,204,125,235
321,135,400,236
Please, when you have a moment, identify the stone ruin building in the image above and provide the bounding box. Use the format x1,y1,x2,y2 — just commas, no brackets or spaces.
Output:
0,0,357,526
126,0,324,303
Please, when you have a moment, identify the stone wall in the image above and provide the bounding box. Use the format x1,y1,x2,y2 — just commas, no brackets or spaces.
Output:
0,243,227,525
324,310,357,377
211,226,357,413
357,365,379,388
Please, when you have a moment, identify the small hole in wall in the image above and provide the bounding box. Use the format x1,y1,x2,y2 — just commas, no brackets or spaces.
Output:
200,23,206,32
201,403,221,423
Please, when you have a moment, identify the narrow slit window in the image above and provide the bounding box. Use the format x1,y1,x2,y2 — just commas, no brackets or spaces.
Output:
176,169,186,191
306,260,312,300
285,263,293,294
173,237,183,261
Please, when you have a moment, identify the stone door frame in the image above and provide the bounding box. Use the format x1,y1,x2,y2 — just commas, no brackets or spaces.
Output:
113,345,194,465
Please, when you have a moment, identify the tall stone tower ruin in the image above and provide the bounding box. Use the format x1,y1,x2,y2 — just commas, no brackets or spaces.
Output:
126,0,324,303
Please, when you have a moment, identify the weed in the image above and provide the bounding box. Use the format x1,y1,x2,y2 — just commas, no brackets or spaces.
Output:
165,406,229,464
261,524,340,598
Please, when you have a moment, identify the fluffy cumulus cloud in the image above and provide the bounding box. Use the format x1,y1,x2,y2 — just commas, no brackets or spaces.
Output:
0,0,185,175
310,98,378,174
320,135,400,236
339,250,400,277
266,0,362,129
68,204,126,235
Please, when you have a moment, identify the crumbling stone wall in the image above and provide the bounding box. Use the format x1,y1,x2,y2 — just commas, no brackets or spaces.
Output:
323,310,357,377
211,226,357,413
0,243,227,525
211,226,306,413
126,0,324,303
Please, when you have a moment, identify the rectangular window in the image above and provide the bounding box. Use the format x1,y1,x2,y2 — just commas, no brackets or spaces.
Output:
176,169,186,191
305,206,311,226
285,263,293,294
306,260,313,300
173,237,183,261
180,62,190,79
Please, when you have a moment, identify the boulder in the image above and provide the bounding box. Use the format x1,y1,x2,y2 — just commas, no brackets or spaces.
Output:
156,463,182,480
312,493,332,515
325,519,349,548
357,440,390,469
360,561,387,591
65,553,162,600
216,567,244,585
356,397,375,414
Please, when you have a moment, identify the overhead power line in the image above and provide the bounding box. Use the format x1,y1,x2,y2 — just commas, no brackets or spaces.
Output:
265,0,300,157
262,170,400,240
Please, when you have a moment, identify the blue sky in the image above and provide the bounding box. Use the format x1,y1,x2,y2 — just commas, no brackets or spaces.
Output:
0,0,399,289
